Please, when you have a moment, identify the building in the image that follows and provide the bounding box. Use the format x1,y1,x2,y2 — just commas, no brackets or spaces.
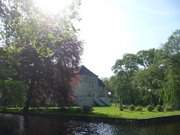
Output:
71,66,110,107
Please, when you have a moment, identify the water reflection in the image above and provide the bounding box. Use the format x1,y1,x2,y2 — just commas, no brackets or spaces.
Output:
0,114,179,135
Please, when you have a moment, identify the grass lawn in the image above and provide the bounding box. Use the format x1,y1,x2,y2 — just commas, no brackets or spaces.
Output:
92,106,180,119
1,106,180,120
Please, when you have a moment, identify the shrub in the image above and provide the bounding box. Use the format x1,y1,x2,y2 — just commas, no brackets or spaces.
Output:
123,105,128,109
136,106,143,111
60,107,69,112
129,104,135,111
119,104,123,111
147,105,154,112
165,105,174,111
156,105,164,112
81,105,93,113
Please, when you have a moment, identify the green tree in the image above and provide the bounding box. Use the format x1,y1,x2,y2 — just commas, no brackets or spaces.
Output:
0,0,82,111
136,49,156,69
112,53,139,105
110,29,180,108
133,64,165,105
160,30,180,109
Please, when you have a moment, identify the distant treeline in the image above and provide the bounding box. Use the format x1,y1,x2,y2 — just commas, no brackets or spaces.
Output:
105,30,180,109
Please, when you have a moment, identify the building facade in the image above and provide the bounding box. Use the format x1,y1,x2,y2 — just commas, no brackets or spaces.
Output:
71,66,110,106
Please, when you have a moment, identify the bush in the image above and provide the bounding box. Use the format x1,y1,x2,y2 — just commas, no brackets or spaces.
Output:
81,105,93,113
136,106,143,111
147,105,154,111
129,104,135,111
165,105,174,111
119,104,123,111
156,105,164,112
60,107,69,112
123,105,128,109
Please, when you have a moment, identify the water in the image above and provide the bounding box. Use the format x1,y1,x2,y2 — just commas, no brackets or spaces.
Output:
0,114,180,135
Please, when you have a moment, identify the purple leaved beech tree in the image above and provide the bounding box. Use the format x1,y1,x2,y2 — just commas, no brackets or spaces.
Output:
0,0,82,112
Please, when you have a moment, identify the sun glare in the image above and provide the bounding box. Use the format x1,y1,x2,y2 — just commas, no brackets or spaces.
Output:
34,0,72,14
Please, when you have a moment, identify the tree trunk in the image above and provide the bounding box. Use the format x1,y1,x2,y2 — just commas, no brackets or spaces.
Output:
23,81,34,113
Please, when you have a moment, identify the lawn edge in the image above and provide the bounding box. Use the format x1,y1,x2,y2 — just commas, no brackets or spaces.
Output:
0,111,180,125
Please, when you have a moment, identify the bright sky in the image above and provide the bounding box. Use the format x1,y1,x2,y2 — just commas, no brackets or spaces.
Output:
35,0,180,78
79,0,180,78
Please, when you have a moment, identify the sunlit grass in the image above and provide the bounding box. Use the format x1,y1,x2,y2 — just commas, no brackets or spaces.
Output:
92,106,180,119
1,106,180,119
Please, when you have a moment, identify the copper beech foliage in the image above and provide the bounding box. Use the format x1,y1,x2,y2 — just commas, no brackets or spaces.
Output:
0,0,82,111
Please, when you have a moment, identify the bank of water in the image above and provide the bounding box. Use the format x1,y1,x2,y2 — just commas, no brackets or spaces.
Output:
0,114,180,135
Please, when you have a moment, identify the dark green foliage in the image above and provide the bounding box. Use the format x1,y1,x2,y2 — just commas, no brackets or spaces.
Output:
165,105,174,112
128,104,135,111
0,80,26,107
155,105,164,112
147,105,154,112
136,106,143,111
81,106,93,113
0,0,82,111
123,105,128,109
106,29,180,109
119,104,123,111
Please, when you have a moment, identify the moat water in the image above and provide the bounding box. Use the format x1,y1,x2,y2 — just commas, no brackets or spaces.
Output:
0,114,180,135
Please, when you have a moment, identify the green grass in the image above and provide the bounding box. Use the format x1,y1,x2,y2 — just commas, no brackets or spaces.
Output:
1,106,180,120
92,106,180,119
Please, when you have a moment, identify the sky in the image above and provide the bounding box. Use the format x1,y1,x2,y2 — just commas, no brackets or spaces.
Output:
79,0,180,78
35,0,180,78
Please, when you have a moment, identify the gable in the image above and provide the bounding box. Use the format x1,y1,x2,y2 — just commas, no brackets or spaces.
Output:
79,66,98,77
70,65,105,88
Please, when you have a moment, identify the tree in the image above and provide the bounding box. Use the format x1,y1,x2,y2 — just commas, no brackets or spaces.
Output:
0,48,26,107
133,64,165,105
111,29,180,108
0,0,82,111
113,53,138,74
161,30,180,109
136,49,156,69
163,30,180,55
112,53,139,105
